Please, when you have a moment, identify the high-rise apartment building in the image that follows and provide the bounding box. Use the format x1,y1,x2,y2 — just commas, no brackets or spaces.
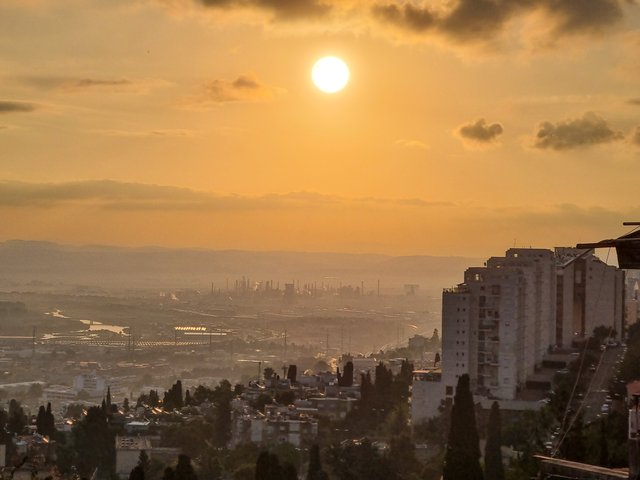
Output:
412,247,625,423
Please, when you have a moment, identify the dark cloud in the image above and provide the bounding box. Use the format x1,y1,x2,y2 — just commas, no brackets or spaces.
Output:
18,76,159,93
628,98,640,105
458,118,504,144
372,0,625,44
633,126,640,146
70,78,132,89
197,74,277,105
199,0,332,19
0,101,36,114
533,112,624,150
0,180,450,211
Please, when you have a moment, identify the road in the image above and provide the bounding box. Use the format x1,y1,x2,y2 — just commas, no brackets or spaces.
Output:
581,345,624,423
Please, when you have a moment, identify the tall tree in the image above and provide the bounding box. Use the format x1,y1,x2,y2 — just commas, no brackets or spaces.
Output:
484,402,504,480
139,450,151,475
599,418,610,467
256,451,282,480
36,405,46,435
558,413,587,462
129,465,145,480
342,361,354,387
307,444,328,480
443,374,483,480
281,463,297,480
45,402,55,437
7,399,26,435
174,454,198,480
72,406,115,477
286,365,297,384
212,380,234,447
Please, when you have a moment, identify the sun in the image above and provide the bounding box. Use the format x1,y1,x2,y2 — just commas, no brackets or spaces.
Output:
312,56,350,94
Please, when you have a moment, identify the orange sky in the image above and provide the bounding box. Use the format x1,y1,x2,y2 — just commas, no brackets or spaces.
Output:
1,0,640,256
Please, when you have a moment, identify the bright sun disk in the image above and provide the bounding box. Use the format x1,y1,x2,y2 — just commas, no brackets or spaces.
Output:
312,56,349,94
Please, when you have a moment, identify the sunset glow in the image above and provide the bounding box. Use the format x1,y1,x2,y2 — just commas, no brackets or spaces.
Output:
0,1,639,256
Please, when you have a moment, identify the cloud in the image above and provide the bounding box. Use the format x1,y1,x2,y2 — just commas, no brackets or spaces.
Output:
193,74,279,106
0,101,37,114
633,126,640,146
18,76,167,94
533,112,624,150
628,98,640,105
371,0,625,45
198,0,332,20
394,139,429,150
0,179,451,211
97,129,195,138
457,118,503,146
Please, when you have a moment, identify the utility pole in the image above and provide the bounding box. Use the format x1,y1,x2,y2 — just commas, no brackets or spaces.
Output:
283,330,287,362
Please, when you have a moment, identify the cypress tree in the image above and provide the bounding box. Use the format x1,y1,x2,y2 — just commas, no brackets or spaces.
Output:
307,444,328,480
175,380,183,409
559,413,587,462
484,401,504,480
36,405,46,435
343,361,354,387
174,454,197,480
287,365,297,384
138,450,151,475
599,418,609,467
129,465,145,480
106,386,112,409
256,451,281,480
443,374,483,480
281,462,297,480
45,402,55,437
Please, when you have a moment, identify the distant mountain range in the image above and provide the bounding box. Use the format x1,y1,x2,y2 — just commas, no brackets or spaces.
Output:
0,240,483,293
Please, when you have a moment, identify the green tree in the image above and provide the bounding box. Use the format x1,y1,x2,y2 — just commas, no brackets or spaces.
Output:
129,465,145,480
599,418,609,468
307,444,328,480
281,463,297,480
256,451,281,480
212,380,234,447
558,413,587,462
286,365,297,384
484,402,504,480
139,450,151,475
72,406,115,477
388,434,421,478
443,374,483,480
7,399,26,435
174,454,198,480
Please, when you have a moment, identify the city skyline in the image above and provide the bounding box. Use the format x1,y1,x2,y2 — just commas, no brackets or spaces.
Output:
2,1,640,257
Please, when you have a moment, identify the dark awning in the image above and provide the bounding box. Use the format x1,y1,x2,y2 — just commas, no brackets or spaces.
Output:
576,227,640,269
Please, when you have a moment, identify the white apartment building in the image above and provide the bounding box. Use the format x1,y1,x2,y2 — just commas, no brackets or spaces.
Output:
412,247,625,423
